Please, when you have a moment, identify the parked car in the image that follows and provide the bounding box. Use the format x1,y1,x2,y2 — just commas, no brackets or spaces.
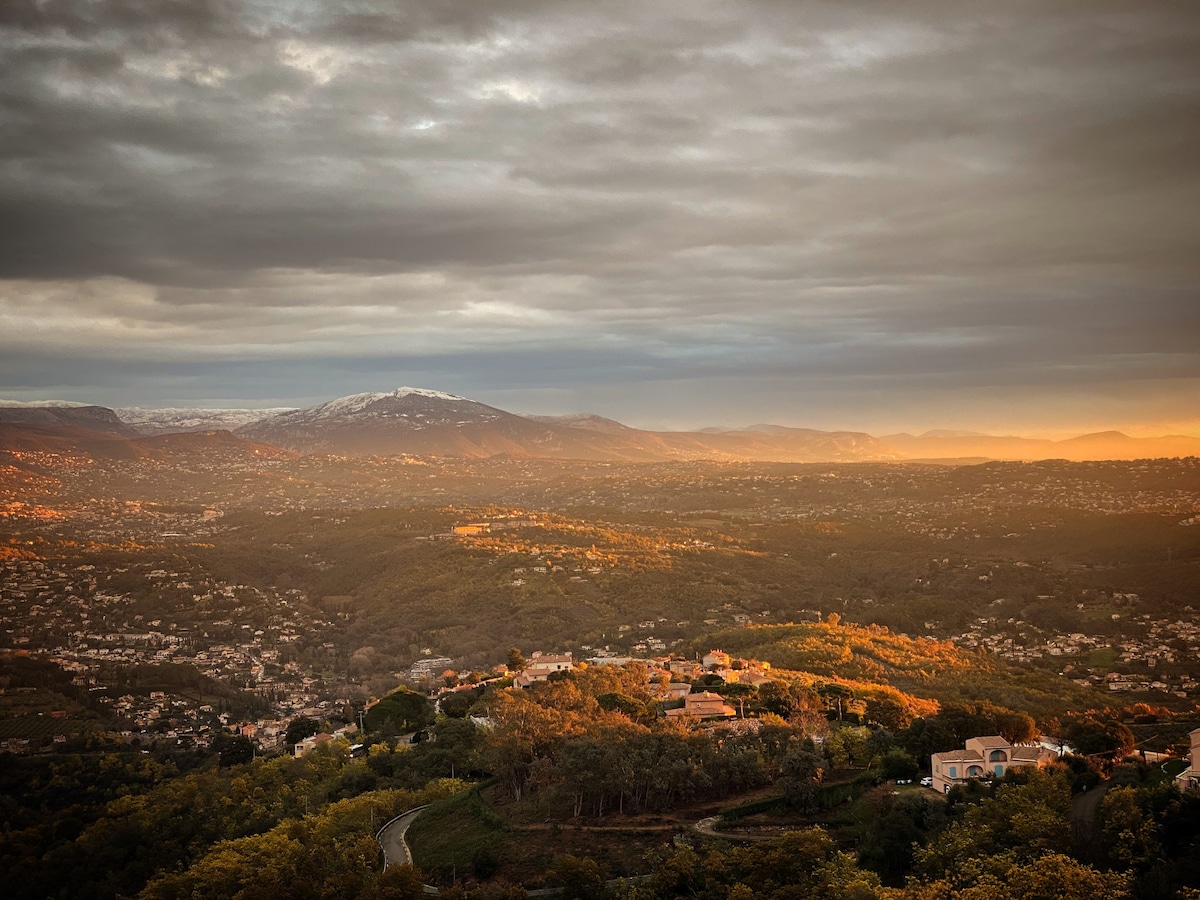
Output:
920,776,933,787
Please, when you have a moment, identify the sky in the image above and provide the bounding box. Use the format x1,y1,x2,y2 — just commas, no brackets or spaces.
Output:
1,1,1198,436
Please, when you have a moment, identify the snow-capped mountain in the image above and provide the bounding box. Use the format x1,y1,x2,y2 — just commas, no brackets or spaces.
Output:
236,387,553,456
117,407,297,435
258,387,483,427
234,387,900,461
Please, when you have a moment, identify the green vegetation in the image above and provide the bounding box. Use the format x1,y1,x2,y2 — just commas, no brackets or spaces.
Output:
0,738,466,899
404,787,506,881
364,688,434,737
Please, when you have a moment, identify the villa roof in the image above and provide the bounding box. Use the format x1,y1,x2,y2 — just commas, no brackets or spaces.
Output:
932,749,983,764
969,735,1010,748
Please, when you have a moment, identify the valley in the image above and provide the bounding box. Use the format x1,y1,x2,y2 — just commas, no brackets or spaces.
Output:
2,404,1199,898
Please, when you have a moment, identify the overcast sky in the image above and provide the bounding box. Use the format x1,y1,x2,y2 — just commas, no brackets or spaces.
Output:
1,1,1197,435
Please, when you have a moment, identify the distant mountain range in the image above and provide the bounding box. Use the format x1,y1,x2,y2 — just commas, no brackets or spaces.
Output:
0,401,138,436
116,406,298,434
0,422,292,462
1,390,1197,463
233,388,890,462
876,430,1200,462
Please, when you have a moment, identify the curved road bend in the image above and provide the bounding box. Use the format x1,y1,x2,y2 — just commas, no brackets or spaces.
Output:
377,805,428,870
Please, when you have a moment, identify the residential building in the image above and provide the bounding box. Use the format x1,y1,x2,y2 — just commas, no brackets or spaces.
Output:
513,651,574,688
931,735,1055,793
1178,727,1200,792
664,690,736,720
702,650,731,670
294,732,334,757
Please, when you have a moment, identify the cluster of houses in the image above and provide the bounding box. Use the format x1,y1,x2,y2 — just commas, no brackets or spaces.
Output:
948,611,1200,699
500,648,769,721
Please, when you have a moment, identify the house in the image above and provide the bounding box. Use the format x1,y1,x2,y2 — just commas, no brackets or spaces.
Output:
931,735,1055,793
665,690,736,720
294,732,334,757
408,657,454,680
1178,727,1200,792
702,650,731,670
668,659,702,680
513,651,574,688
734,670,773,688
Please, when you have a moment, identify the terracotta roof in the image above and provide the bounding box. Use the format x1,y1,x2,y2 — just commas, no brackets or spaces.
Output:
1010,747,1049,762
969,736,1010,748
932,750,983,763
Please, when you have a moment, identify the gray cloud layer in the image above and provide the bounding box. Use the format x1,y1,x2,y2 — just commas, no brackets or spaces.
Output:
2,1,1198,433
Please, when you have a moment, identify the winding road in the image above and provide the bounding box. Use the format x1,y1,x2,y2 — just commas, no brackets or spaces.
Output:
377,805,428,870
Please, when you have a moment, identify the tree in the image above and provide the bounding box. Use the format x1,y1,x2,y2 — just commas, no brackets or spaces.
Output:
286,716,320,747
211,733,254,767
879,749,919,782
858,793,935,886
1003,852,1130,900
506,647,527,673
438,690,478,719
866,697,912,731
780,743,825,810
548,853,602,899
915,770,1074,883
364,690,434,735
1064,716,1135,758
596,692,647,721
1098,785,1160,869
819,683,854,721
370,864,427,900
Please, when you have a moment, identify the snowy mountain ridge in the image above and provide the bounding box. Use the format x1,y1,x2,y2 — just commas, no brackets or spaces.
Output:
116,407,297,434
292,387,469,422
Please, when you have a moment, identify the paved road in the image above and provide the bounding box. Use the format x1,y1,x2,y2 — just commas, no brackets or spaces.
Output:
1071,780,1111,834
694,815,780,841
377,805,428,870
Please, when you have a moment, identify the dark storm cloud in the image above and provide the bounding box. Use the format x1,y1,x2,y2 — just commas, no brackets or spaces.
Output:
1,1,1198,431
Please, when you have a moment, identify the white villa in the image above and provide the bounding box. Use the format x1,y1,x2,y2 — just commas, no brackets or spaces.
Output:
931,735,1056,793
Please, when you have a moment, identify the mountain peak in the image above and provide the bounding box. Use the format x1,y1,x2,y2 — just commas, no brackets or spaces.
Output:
390,386,466,401
236,386,517,453
291,387,472,421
